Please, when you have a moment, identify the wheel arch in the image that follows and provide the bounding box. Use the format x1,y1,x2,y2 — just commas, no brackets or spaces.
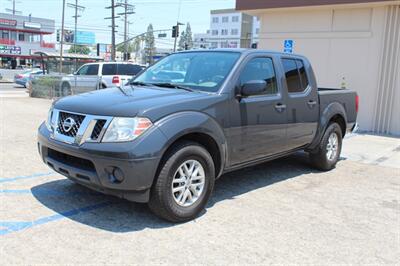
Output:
154,111,227,183
307,102,347,151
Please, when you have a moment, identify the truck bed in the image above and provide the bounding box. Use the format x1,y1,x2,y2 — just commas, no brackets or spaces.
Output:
318,87,358,127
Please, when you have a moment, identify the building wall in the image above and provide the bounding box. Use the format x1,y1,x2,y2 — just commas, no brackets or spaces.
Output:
256,4,400,135
209,10,244,48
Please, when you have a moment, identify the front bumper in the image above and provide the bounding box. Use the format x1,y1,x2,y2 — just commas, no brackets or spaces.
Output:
37,123,163,203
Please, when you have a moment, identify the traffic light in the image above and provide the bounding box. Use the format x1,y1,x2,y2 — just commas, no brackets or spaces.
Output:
56,29,60,42
172,26,179,38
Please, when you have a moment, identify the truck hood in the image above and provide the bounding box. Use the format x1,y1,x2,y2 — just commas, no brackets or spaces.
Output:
54,86,213,119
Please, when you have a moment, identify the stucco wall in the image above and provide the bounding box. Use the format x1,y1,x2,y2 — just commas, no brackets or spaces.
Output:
256,4,399,135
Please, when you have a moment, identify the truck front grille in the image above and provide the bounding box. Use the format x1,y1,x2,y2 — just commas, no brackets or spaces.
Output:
90,120,107,140
57,112,85,137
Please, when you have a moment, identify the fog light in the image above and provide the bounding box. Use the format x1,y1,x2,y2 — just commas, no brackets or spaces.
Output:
106,167,125,183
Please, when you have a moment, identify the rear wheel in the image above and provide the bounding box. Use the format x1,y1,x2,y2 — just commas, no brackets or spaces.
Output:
309,122,343,171
148,141,215,222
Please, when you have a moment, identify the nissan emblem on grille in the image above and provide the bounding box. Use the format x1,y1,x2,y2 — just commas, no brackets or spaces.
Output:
62,117,76,133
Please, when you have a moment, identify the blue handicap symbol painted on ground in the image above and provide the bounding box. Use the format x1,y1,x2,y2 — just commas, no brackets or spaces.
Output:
284,40,294,53
0,171,113,235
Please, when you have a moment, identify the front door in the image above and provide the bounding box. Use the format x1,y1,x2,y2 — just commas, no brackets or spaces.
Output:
228,56,288,166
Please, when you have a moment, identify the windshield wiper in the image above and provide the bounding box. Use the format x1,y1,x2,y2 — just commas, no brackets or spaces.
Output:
152,83,195,92
129,81,152,86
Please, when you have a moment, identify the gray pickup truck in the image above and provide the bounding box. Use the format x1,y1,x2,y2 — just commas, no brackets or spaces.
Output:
38,49,358,222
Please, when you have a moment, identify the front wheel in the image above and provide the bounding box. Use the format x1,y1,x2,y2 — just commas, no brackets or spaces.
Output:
309,122,343,171
148,141,215,222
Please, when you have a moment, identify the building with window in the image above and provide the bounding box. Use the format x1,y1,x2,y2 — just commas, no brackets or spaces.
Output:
194,9,259,49
0,13,55,68
237,0,400,135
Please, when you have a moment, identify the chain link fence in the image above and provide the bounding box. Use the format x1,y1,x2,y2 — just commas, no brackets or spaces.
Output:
29,75,102,99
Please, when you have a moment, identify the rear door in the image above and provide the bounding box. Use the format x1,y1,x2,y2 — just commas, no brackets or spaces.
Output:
281,58,319,149
228,55,288,165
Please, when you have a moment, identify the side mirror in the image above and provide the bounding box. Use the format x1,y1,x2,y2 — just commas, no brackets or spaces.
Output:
241,80,267,97
73,71,78,75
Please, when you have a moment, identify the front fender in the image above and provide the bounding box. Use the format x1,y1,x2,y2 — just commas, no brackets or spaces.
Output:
307,102,348,151
155,111,227,177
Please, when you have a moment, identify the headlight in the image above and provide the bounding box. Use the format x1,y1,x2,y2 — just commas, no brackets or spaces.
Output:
45,107,55,132
102,117,153,142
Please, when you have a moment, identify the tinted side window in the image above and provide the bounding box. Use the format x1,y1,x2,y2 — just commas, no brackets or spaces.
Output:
102,64,117,75
76,65,89,75
86,64,99,75
296,60,309,90
282,59,303,93
239,57,278,95
118,64,143,76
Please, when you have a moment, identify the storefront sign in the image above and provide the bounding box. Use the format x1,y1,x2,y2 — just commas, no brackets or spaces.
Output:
0,45,21,55
24,22,41,29
0,18,17,27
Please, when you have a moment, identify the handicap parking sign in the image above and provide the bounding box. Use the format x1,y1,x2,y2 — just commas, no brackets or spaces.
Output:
284,40,294,53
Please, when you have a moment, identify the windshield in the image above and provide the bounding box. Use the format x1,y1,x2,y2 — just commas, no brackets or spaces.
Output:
133,52,241,93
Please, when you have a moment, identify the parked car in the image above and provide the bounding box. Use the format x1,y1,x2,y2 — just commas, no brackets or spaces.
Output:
38,49,358,222
14,69,45,87
59,62,145,96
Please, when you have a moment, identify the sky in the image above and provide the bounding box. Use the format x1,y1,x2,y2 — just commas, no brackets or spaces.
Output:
0,0,236,48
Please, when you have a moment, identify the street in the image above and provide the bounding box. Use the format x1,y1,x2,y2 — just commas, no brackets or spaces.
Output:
1,91,399,264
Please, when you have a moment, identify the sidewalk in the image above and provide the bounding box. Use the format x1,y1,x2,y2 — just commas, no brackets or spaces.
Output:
342,133,400,169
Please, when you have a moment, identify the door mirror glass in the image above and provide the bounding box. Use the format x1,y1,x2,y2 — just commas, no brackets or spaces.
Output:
241,80,267,97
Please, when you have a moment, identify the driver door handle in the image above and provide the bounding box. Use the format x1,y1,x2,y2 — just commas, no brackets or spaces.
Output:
307,100,317,108
274,103,287,112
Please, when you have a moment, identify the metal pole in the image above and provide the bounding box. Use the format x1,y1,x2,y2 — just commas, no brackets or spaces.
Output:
124,0,128,61
111,0,116,61
74,0,78,70
173,23,178,52
59,0,66,73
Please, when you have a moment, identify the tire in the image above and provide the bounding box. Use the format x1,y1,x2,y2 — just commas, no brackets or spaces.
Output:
148,141,215,222
309,122,343,171
61,83,71,97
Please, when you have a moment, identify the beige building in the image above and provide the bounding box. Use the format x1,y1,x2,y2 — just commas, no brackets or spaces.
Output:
237,0,400,135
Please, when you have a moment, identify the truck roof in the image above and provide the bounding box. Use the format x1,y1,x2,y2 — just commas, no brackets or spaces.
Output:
178,48,307,58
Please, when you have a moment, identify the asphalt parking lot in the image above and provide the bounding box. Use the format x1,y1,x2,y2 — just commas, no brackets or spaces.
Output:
1,95,399,264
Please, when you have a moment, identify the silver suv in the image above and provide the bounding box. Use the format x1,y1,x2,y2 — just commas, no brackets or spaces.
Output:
60,62,145,96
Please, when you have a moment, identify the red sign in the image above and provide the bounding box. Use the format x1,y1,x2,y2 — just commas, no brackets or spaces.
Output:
0,18,17,27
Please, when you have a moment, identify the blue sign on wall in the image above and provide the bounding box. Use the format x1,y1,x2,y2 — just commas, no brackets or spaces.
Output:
75,31,96,45
284,40,294,53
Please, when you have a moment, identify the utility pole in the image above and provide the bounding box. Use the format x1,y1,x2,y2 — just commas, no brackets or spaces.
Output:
59,0,66,73
5,0,21,15
68,0,85,69
105,0,120,61
117,0,135,61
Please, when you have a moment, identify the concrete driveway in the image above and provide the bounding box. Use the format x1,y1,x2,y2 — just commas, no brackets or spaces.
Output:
1,97,399,265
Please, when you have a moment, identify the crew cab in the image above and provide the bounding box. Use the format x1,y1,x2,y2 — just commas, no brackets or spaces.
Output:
59,62,145,96
38,49,358,222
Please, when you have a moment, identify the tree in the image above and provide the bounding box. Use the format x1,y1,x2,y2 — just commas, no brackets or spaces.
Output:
185,23,193,50
116,42,133,54
145,24,155,64
178,30,186,51
68,45,90,55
